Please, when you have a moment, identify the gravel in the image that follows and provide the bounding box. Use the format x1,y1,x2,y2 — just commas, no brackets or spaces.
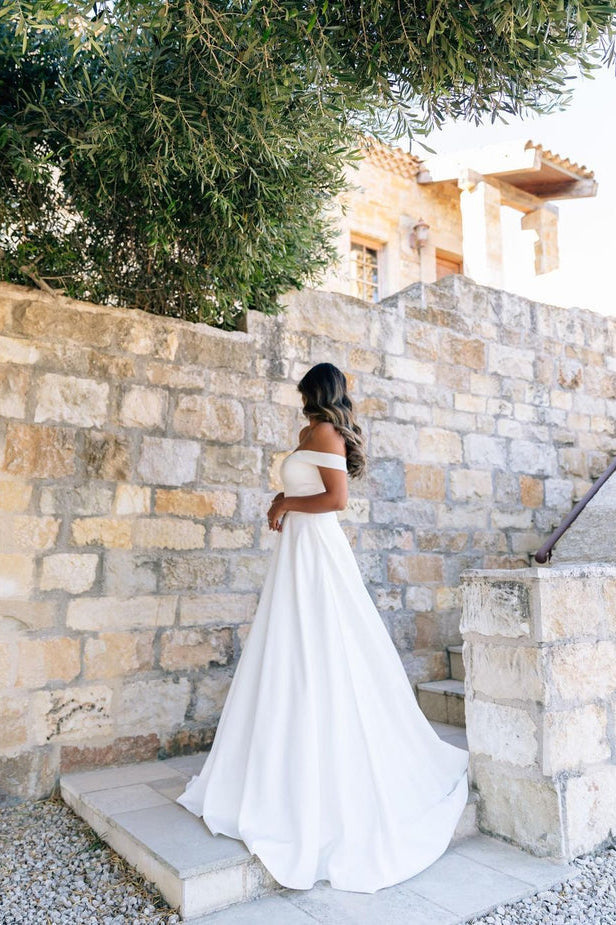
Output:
467,844,616,925
0,794,180,924
2,794,616,924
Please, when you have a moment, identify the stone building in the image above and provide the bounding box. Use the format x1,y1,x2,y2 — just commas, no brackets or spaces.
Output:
321,136,597,300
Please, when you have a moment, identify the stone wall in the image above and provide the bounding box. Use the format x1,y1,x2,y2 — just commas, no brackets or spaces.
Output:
1,273,616,801
461,565,616,859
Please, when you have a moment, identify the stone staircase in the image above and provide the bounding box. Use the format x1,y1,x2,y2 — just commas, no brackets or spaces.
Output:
416,644,466,727
60,718,478,920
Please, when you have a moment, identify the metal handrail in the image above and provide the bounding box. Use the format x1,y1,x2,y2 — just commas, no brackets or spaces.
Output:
534,456,616,564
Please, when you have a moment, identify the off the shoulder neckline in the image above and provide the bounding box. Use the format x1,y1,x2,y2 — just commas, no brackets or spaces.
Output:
290,449,347,461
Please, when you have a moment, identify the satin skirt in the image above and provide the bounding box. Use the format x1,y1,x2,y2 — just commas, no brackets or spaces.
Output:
176,509,469,892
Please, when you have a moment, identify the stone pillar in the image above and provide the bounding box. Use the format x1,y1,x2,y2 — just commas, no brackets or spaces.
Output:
521,207,559,275
458,169,503,289
460,564,616,860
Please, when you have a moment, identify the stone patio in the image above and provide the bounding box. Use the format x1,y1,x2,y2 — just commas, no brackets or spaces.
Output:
60,721,578,922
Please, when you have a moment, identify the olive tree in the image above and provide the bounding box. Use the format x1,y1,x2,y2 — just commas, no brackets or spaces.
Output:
1,1,614,327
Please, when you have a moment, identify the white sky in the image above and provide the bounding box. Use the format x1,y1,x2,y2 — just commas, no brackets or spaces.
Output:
411,64,616,317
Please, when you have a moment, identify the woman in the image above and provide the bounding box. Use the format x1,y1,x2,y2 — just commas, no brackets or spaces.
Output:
176,362,469,893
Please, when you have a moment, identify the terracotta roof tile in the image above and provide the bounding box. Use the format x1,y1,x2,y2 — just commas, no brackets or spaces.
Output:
360,137,422,179
525,140,594,179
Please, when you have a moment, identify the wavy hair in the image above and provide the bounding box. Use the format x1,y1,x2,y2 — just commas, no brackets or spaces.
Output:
297,362,366,479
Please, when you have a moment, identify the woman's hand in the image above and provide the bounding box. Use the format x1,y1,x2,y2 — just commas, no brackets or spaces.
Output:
267,496,287,532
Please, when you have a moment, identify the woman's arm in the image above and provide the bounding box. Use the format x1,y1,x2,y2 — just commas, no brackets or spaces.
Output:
283,467,348,513
267,468,347,530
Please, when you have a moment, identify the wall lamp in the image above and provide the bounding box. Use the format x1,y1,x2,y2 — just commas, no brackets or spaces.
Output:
409,217,430,252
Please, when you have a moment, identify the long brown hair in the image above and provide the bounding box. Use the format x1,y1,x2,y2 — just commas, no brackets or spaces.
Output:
297,363,366,479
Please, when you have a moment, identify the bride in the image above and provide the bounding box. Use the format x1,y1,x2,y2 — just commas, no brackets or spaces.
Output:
176,362,469,893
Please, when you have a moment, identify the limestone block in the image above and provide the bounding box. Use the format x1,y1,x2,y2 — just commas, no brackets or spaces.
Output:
454,393,486,414
210,370,267,401
115,677,191,735
178,326,254,370
160,555,228,592
66,595,176,630
520,476,543,508
193,670,233,722
361,527,414,551
2,423,75,478
282,288,370,344
40,483,114,516
362,459,406,500
228,554,271,591
8,516,60,551
119,386,167,429
0,480,32,513
469,642,542,701
391,400,430,423
0,640,15,686
0,554,34,599
252,404,297,446
372,499,435,526
544,478,573,510
137,436,200,486
537,576,606,640
450,469,493,501
0,365,28,418
444,336,486,371
84,434,132,487
463,434,506,469
348,347,381,373
201,446,262,486
417,428,462,464
405,464,446,501
15,636,80,688
370,421,416,462
0,692,29,749
71,517,132,549
0,334,39,365
387,554,443,583
145,361,205,389
460,575,531,638
543,704,610,776
548,640,616,703
102,551,157,596
488,344,534,381
34,373,109,427
155,488,236,518
466,697,538,768
0,600,56,634
472,761,563,856
31,684,114,744
174,395,244,443
490,508,533,529
564,766,616,857
510,441,558,477
384,355,435,385
83,631,155,679
159,627,233,670
40,553,98,593
209,525,255,549
132,517,205,550
114,316,179,359
112,484,151,515
404,585,433,610
179,593,258,625
437,503,488,530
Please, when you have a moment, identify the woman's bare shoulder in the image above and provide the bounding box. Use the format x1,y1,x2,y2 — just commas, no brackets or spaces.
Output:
305,421,346,454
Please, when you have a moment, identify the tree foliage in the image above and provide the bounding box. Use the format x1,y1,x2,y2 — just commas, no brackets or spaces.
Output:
1,1,614,327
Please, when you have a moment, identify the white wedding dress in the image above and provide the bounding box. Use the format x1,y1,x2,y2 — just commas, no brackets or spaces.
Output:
176,449,469,893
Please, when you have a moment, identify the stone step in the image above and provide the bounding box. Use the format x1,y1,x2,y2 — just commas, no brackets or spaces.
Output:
447,644,465,682
416,678,466,727
60,724,476,921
